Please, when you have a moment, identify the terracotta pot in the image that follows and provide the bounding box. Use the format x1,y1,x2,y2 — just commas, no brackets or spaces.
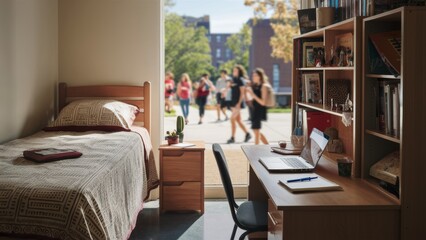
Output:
167,137,179,145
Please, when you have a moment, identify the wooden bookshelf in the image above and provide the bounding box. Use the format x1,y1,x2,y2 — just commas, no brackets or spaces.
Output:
365,129,400,144
297,102,346,118
291,17,362,177
366,74,400,79
361,7,426,240
363,177,400,203
296,67,354,71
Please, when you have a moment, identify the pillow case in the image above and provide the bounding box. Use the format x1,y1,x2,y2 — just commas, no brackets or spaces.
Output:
45,100,139,132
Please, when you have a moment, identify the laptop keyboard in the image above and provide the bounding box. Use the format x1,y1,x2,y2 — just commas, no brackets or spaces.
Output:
281,157,308,169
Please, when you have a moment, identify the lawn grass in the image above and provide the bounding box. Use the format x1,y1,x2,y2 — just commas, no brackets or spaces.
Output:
268,107,292,113
165,109,176,117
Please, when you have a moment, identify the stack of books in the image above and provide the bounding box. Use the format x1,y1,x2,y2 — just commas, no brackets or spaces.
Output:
377,81,400,137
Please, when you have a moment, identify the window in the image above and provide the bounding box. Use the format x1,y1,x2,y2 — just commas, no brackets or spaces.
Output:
216,35,221,43
273,64,280,91
207,35,211,42
216,49,221,58
226,48,231,58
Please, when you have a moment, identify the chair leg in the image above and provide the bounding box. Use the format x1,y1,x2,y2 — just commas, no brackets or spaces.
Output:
239,230,252,240
230,223,238,240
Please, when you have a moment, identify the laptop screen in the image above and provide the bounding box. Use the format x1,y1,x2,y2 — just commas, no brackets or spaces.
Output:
300,128,329,167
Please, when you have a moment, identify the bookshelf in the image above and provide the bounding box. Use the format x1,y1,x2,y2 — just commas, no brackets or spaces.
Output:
361,7,426,240
291,17,362,176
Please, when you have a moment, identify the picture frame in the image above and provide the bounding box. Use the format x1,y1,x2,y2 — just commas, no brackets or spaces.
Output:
334,32,353,67
297,8,316,34
303,73,322,104
303,42,324,67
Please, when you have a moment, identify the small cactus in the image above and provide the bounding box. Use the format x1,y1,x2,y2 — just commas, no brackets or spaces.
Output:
176,116,185,143
176,116,184,133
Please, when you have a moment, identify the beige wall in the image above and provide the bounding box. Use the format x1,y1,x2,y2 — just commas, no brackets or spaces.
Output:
0,0,58,144
58,0,163,159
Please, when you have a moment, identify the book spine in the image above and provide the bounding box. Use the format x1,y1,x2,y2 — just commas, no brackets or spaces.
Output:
379,81,386,132
384,84,393,135
392,84,400,137
301,74,304,102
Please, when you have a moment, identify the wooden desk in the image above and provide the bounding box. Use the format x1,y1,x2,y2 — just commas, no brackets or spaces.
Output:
242,145,400,240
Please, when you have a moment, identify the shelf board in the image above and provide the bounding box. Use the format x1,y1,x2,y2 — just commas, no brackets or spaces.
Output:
365,129,400,144
297,67,354,71
294,17,356,39
366,74,400,79
363,177,400,204
297,102,350,118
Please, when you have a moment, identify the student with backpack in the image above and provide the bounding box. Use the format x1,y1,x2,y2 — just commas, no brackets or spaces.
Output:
245,68,274,145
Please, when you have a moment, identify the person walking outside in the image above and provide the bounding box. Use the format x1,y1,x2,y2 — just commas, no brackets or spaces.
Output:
244,78,254,122
177,73,192,125
246,68,269,145
227,65,251,144
164,72,175,113
221,79,233,111
215,69,230,121
195,73,215,124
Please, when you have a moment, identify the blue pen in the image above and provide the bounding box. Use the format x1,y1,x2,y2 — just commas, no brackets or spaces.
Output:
287,176,318,183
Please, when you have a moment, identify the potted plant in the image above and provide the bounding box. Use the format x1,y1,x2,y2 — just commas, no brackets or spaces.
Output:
165,130,179,145
176,115,185,143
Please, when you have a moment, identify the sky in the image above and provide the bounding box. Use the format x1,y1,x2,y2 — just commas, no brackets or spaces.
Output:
170,0,254,33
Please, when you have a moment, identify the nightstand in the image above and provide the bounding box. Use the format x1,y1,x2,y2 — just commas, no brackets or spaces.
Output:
159,141,205,213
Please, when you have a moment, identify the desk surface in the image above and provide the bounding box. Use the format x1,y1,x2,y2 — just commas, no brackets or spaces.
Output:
242,145,400,211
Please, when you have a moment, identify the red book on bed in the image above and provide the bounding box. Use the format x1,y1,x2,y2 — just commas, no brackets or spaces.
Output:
23,148,82,163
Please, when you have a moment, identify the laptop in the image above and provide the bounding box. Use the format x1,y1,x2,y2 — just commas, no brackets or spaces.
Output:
259,128,330,173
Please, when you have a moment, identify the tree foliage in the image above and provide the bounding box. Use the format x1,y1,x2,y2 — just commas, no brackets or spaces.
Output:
219,24,252,75
244,0,299,62
165,13,213,83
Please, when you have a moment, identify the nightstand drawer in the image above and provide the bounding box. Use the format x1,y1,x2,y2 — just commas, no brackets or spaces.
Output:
162,182,201,211
162,151,202,182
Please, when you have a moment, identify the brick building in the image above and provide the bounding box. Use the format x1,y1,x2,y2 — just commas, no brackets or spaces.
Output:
182,15,210,33
208,33,234,69
182,15,234,70
248,19,292,106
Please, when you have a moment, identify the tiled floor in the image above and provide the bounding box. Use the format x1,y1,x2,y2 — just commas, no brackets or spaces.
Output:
129,200,247,240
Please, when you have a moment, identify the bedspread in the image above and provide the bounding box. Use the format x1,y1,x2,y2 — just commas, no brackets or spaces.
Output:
0,128,158,240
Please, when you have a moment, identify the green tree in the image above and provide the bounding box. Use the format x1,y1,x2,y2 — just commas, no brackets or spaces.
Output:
219,24,252,75
244,0,299,62
165,13,213,83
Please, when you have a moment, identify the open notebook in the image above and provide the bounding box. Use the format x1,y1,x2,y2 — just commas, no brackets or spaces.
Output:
278,173,342,192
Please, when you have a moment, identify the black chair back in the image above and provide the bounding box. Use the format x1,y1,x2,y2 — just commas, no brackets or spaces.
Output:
212,144,240,224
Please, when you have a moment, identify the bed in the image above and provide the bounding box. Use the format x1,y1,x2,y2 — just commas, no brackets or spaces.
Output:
0,82,158,240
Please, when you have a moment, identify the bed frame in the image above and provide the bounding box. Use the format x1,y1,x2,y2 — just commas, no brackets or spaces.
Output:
58,82,151,133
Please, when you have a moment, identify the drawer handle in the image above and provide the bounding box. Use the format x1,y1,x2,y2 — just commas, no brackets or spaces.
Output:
163,181,184,186
268,212,278,226
164,151,185,157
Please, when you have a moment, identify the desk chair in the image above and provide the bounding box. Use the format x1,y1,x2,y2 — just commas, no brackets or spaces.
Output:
212,143,268,240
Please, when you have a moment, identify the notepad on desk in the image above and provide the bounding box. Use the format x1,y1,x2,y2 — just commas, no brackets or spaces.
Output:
170,143,196,148
278,173,342,192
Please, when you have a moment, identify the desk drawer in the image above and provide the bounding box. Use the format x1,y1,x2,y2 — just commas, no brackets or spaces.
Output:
162,182,201,211
162,151,202,182
268,199,283,240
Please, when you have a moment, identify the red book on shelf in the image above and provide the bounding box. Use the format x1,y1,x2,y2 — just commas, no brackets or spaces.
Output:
23,148,82,163
303,111,332,138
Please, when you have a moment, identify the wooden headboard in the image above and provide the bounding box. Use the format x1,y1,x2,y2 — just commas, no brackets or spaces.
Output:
58,82,151,134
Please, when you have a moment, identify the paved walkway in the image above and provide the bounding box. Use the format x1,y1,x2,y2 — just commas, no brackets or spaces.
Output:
165,104,292,147
164,104,292,185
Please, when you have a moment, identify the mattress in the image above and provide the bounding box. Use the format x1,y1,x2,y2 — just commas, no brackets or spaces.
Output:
0,128,158,240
